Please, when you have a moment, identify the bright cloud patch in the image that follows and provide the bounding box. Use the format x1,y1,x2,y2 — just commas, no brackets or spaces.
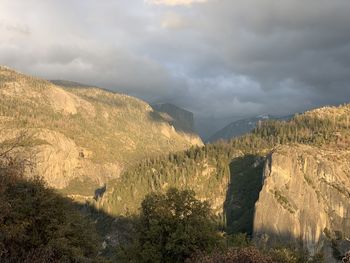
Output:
146,0,207,6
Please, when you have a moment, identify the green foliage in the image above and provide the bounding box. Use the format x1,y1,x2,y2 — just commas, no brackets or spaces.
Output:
118,188,222,263
270,189,295,214
231,108,350,151
0,159,105,263
188,234,324,263
99,143,237,216
188,247,274,263
188,243,321,263
267,247,308,263
226,233,251,248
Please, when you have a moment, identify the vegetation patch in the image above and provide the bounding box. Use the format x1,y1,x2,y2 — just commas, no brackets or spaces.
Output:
271,189,295,214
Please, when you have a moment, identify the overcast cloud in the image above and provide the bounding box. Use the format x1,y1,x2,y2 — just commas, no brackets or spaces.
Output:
1,0,350,138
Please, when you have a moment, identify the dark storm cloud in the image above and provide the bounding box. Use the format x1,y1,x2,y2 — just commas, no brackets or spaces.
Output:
1,0,350,137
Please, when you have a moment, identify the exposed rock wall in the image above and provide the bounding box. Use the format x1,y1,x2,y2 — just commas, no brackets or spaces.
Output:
253,144,350,259
0,129,122,191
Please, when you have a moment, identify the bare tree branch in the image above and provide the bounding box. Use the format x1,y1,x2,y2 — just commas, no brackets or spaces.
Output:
0,129,32,158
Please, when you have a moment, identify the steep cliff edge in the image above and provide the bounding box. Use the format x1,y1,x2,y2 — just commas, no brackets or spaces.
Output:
254,144,350,260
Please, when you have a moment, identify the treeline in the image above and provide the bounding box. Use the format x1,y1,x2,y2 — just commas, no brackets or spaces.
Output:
231,106,350,151
98,143,237,216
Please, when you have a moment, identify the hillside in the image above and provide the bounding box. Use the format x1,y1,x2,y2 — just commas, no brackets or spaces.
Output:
95,103,350,259
207,114,293,143
0,66,203,197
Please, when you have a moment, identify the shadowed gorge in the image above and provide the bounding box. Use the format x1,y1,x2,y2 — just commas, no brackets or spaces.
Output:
224,155,265,235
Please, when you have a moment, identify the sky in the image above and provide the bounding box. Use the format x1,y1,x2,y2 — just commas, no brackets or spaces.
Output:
1,0,350,138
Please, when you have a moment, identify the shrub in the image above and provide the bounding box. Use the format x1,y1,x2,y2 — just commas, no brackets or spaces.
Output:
188,247,274,263
0,157,104,263
117,188,222,263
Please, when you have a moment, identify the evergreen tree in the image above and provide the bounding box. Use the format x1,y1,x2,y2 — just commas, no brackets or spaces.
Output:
119,188,221,263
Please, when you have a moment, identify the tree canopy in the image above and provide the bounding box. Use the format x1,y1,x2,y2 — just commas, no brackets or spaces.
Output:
119,188,221,263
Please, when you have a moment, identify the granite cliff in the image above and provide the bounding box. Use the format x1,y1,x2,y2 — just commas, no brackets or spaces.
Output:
254,144,350,261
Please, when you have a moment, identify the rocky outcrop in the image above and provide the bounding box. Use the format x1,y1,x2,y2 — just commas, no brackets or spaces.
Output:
0,128,122,193
253,144,350,260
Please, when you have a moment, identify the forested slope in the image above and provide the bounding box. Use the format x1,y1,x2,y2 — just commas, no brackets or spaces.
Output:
0,66,202,198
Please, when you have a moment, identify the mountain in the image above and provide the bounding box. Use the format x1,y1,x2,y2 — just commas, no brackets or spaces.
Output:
151,103,195,133
95,103,350,259
207,114,293,143
3,65,350,260
0,66,202,199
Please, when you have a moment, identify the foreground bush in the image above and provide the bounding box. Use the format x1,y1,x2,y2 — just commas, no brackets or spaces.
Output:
117,188,222,263
0,158,104,263
188,247,274,263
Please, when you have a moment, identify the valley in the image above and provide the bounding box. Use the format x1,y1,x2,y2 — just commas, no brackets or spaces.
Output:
1,67,350,262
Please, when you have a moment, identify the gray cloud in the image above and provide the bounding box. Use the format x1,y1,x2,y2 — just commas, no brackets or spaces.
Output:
145,0,208,6
1,0,350,138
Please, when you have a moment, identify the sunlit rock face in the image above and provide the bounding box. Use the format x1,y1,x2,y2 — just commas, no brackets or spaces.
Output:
0,66,202,199
253,144,350,261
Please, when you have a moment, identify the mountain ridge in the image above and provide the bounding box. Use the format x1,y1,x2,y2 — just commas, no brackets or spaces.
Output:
0,66,203,198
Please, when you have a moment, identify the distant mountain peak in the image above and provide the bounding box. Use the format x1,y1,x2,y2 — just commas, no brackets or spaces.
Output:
256,114,271,119
207,114,293,143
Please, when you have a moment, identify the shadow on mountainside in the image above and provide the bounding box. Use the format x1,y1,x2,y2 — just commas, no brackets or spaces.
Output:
75,202,137,258
0,161,136,262
224,155,265,236
148,110,197,135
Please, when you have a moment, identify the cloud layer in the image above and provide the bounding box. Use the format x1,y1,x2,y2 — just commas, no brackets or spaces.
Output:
1,0,350,137
146,0,207,6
